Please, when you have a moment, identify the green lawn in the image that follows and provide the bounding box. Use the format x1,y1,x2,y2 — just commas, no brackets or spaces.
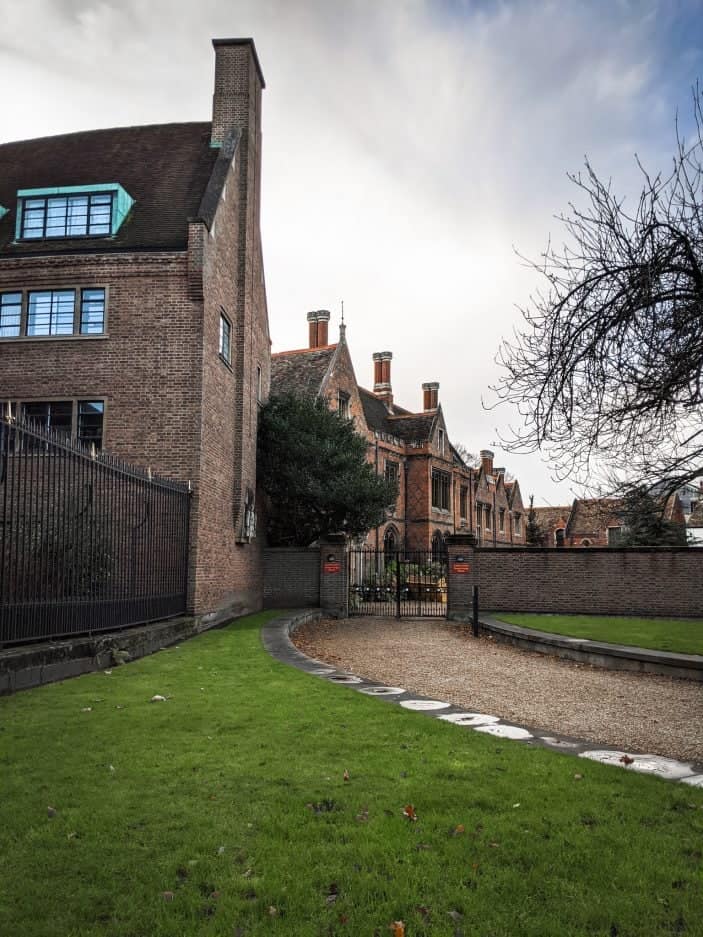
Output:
1,611,702,937
492,613,703,655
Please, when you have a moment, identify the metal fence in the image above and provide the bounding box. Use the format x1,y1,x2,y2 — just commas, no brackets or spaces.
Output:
0,412,191,645
348,548,448,617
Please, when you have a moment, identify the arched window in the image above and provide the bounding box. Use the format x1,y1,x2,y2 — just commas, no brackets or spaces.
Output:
581,538,592,547
431,531,444,562
384,526,398,558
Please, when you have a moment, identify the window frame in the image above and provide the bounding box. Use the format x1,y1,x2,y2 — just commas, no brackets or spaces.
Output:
0,286,107,340
459,485,468,520
431,469,450,512
5,397,106,449
337,390,350,419
219,312,232,367
18,191,114,241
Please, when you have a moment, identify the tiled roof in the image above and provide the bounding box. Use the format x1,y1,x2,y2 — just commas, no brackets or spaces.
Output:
566,498,623,536
270,345,337,399
387,412,435,442
359,388,394,434
0,123,218,254
533,506,571,529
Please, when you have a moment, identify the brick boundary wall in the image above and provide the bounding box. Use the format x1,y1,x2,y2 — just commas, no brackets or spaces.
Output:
474,546,703,617
263,548,320,608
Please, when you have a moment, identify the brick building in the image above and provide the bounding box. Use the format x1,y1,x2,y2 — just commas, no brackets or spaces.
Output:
271,312,526,551
0,38,270,618
534,495,684,547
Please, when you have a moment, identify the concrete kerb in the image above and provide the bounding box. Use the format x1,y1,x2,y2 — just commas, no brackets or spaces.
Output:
449,613,703,682
262,609,703,787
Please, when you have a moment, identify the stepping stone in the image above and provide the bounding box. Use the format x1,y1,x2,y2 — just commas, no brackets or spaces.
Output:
579,750,694,781
438,713,500,726
358,686,406,696
474,724,533,740
399,699,450,711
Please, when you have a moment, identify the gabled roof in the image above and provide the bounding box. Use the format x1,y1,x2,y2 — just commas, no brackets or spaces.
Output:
270,345,338,399
387,412,435,443
0,122,218,254
533,506,571,529
359,387,395,434
566,498,622,536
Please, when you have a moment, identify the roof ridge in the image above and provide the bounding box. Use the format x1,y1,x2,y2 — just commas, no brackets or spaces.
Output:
272,344,337,358
0,121,212,149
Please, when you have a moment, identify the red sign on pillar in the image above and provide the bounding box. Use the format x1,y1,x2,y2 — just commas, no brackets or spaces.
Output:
452,562,470,574
323,561,341,574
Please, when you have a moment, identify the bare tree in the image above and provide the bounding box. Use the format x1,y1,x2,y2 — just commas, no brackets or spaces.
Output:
493,86,703,496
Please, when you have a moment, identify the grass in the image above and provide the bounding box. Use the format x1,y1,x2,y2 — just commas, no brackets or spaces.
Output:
492,613,703,655
0,611,701,937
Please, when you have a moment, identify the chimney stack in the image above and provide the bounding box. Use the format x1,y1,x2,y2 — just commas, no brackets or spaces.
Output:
211,38,266,147
373,351,393,408
480,449,494,476
422,382,439,411
307,310,331,349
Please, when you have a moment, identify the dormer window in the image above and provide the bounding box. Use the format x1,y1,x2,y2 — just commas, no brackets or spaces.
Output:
16,184,133,241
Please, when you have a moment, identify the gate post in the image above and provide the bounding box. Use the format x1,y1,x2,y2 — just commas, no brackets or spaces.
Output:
445,534,477,623
319,535,349,617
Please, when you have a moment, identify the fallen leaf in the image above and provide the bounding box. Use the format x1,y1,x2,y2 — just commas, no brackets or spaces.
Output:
619,755,635,766
81,707,92,713
403,804,418,822
210,890,220,900
109,765,115,772
389,922,405,937
217,845,226,855
104,670,112,675
338,913,349,924
356,806,369,822
162,891,175,902
47,806,57,818
150,695,167,703
489,841,500,848
416,905,430,918
268,906,278,917
574,773,583,780
67,831,79,839
343,769,350,782
447,909,464,922
415,843,432,851
450,824,465,836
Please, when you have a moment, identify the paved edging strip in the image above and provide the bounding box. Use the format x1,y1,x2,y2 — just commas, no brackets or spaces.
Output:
465,615,703,682
261,609,703,787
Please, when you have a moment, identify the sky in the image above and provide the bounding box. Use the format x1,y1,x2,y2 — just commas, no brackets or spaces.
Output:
2,0,702,504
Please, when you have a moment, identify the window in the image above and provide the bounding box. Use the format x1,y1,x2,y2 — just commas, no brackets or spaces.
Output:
499,508,505,532
438,428,445,456
485,505,493,530
459,485,468,519
19,399,104,448
476,503,483,530
514,513,522,535
607,526,622,546
27,290,75,336
385,459,399,486
0,293,21,337
432,470,450,511
338,391,350,419
256,365,262,402
219,313,231,365
555,528,565,548
0,288,105,338
20,192,112,239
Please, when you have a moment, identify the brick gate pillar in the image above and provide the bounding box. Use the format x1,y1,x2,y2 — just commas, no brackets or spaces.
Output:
319,536,349,617
445,534,477,621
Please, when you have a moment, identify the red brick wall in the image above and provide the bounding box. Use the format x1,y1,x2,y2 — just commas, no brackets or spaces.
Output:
476,547,703,616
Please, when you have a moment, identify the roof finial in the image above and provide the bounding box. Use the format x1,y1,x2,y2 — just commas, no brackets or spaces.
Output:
339,300,346,341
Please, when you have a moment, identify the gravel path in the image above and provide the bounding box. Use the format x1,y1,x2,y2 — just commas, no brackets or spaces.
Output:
292,617,703,763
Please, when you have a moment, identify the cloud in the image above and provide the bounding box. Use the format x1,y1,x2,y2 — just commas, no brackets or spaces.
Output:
1,0,702,501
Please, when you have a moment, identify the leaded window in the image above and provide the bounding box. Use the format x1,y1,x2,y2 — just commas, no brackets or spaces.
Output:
219,313,231,365
431,470,450,511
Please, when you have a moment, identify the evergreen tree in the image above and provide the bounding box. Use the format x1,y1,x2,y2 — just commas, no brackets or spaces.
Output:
618,487,687,547
257,393,398,546
525,494,545,547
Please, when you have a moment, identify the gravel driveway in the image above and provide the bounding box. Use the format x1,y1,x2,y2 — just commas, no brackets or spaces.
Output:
292,617,703,763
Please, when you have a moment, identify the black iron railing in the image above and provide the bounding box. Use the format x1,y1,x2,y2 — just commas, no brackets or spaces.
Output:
348,548,448,618
0,412,191,645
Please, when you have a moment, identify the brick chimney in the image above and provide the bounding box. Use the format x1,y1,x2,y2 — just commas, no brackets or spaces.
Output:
211,38,266,147
480,449,494,476
307,310,331,348
373,351,393,408
422,382,439,411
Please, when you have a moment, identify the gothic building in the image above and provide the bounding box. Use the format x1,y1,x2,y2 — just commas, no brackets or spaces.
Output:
271,311,526,552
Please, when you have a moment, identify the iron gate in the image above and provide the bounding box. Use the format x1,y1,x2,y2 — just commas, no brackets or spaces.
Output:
348,548,448,617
